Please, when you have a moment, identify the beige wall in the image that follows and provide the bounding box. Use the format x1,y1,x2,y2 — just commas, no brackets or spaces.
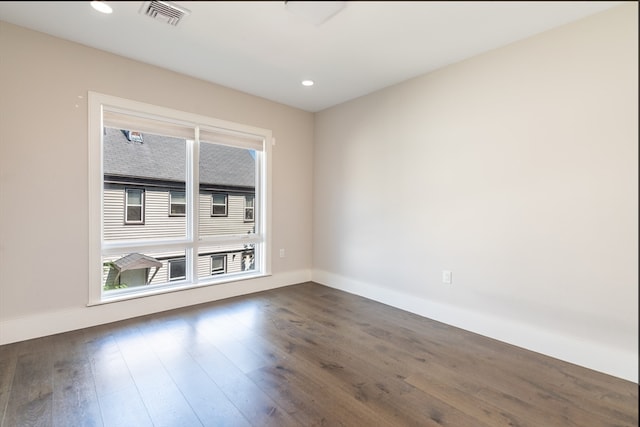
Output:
0,21,313,338
313,4,638,381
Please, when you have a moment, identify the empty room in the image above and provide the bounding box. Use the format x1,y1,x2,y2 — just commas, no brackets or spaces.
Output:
0,1,637,426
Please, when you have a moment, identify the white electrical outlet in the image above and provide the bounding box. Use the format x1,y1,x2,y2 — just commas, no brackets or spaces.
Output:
442,270,452,284
279,248,286,258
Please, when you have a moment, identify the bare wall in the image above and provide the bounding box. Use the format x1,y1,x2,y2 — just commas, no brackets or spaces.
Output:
0,22,313,342
313,4,638,381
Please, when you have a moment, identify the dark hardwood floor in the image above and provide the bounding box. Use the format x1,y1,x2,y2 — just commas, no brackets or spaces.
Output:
0,282,637,426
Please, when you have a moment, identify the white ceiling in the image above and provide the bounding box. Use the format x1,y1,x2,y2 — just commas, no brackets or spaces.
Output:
0,1,622,112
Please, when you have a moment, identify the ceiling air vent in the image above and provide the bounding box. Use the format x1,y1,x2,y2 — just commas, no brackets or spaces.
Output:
140,1,190,26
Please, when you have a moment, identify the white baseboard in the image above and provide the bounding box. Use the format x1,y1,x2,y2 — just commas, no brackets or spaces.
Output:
0,269,311,346
312,269,638,383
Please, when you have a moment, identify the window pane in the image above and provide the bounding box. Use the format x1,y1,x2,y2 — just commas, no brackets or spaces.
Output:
212,256,225,270
244,195,255,222
169,258,186,281
102,250,186,292
199,142,256,237
170,190,186,216
127,190,142,205
197,244,250,279
127,206,142,222
212,204,226,216
211,193,228,217
171,191,186,204
170,204,186,215
104,127,187,241
211,255,226,275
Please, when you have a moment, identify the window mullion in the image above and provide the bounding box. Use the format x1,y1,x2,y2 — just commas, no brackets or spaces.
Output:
190,129,200,282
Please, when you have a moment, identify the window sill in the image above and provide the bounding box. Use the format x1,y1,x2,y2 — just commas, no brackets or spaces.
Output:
88,271,269,306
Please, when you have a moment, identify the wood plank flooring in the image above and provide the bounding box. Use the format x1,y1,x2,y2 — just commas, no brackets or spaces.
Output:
1,282,637,426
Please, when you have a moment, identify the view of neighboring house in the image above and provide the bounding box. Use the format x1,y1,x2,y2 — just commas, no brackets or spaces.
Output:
102,127,256,290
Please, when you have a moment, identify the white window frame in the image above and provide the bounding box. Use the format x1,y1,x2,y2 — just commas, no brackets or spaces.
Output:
244,194,255,222
168,257,186,281
125,188,144,224
211,254,227,275
169,190,186,217
211,193,228,217
88,92,272,305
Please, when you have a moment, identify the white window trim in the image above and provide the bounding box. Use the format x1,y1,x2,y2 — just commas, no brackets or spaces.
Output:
244,194,255,222
168,257,187,281
211,193,228,217
125,188,145,224
211,254,227,275
88,92,272,306
169,190,186,217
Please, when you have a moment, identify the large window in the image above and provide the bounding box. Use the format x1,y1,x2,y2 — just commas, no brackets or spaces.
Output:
89,92,271,304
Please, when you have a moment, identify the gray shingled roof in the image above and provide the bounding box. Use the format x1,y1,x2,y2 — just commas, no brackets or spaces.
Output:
112,252,162,271
103,127,255,188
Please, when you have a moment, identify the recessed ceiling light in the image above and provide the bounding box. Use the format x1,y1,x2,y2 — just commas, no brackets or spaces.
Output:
301,80,315,87
91,1,113,14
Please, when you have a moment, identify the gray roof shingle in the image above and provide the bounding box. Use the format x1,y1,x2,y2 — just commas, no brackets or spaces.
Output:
103,127,255,188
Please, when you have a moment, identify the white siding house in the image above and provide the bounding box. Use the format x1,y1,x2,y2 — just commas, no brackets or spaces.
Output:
102,127,256,290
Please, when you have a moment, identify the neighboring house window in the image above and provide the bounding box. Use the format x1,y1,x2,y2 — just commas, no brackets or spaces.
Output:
244,195,255,222
125,188,144,224
211,254,226,275
211,193,228,217
169,190,186,216
90,92,271,304
168,258,186,281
